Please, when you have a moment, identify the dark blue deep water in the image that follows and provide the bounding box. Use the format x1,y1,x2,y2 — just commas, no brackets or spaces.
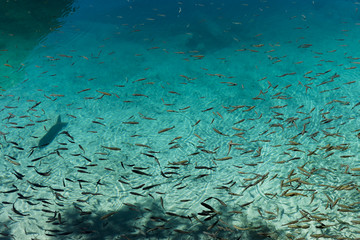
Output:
1,0,360,239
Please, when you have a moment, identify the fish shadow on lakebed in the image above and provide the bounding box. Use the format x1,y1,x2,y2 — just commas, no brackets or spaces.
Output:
38,115,68,149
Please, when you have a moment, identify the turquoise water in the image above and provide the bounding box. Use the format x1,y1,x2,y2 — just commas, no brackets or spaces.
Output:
1,0,360,239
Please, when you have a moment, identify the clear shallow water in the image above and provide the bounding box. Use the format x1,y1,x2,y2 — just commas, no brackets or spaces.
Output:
1,0,360,239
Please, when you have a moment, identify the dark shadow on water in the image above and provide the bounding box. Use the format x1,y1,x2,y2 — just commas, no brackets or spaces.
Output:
0,219,13,240
185,17,234,54
0,0,77,89
35,198,281,240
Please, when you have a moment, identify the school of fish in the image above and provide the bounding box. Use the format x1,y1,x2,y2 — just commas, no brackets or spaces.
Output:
1,0,360,239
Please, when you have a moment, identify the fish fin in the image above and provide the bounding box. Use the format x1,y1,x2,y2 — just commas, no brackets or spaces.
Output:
56,115,61,124
57,115,68,128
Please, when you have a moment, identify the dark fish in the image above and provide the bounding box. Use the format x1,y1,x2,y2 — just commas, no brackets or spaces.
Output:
132,184,145,189
35,168,52,176
130,192,145,197
12,170,25,180
65,178,74,182
298,44,312,48
57,231,73,236
204,214,217,221
143,184,160,190
195,174,209,179
118,179,129,185
100,211,117,220
195,166,216,170
201,202,216,212
177,185,187,190
81,155,92,162
27,101,41,112
0,187,18,194
352,101,360,110
38,115,68,148
31,155,47,162
161,171,171,178
28,148,35,157
58,212,62,224
27,180,47,188
60,131,74,141
12,203,29,216
208,219,220,230
49,186,64,192
132,169,152,176
101,146,121,151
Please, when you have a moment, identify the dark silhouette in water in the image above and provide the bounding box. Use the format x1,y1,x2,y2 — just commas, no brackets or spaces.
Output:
38,115,67,148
